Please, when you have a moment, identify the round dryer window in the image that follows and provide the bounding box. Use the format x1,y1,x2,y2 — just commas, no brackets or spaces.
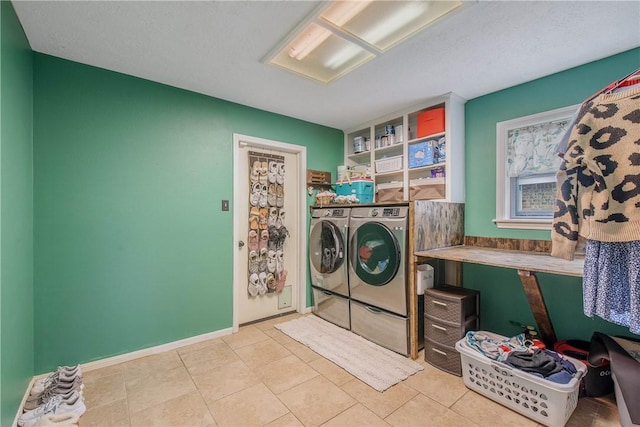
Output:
309,221,345,274
351,222,400,286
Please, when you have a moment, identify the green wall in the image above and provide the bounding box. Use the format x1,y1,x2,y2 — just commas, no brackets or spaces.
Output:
0,1,34,425
33,54,343,372
463,48,640,340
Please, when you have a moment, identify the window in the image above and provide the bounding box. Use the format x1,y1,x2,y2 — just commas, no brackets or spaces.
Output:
495,104,579,230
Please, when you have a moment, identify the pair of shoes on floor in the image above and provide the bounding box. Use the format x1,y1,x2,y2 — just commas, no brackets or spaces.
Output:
27,366,83,412
24,381,83,412
31,366,82,396
19,391,85,427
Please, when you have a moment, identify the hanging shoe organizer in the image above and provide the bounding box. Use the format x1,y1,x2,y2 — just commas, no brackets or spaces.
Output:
247,151,288,297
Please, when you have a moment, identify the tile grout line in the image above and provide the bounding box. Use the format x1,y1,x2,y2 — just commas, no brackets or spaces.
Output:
176,346,219,425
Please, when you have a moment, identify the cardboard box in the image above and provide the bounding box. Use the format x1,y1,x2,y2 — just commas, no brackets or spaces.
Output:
376,182,404,202
417,108,445,137
409,178,445,200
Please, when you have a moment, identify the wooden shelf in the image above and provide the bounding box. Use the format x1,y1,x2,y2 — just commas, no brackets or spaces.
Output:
407,131,446,144
408,162,447,174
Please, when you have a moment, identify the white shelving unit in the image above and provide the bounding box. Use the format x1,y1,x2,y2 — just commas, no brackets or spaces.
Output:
344,93,465,203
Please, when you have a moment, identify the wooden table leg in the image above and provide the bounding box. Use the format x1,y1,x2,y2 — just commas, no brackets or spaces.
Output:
517,269,557,347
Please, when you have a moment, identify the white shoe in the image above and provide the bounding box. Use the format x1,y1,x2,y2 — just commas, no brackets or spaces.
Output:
19,392,85,427
32,366,82,395
276,163,285,185
24,386,81,412
268,161,277,184
267,250,277,273
258,272,267,295
30,377,83,402
248,273,259,297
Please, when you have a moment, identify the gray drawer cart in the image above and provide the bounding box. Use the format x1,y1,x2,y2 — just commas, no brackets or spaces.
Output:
424,285,479,375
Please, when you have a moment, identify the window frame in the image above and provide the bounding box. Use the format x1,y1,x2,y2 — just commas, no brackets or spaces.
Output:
494,104,579,230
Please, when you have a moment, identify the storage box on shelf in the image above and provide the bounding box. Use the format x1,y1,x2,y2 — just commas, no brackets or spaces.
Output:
456,331,587,427
343,93,465,203
376,182,404,202
335,178,374,203
408,141,434,168
410,178,445,201
424,285,479,376
417,107,445,138
375,155,403,173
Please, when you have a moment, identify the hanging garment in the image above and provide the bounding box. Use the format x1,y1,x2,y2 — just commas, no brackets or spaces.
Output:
551,85,640,260
583,240,640,334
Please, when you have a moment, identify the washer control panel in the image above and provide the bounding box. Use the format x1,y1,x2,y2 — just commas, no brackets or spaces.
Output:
324,209,346,217
382,208,401,217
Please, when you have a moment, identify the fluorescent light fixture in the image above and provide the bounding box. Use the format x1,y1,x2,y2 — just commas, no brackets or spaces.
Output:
265,1,465,84
288,23,332,61
289,1,371,61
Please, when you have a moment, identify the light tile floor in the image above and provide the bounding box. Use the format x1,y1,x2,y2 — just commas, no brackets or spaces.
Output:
79,313,621,426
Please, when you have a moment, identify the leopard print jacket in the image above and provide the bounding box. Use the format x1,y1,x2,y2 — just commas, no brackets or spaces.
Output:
551,86,640,260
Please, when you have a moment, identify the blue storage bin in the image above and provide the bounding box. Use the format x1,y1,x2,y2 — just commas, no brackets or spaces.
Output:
408,141,434,168
336,179,374,203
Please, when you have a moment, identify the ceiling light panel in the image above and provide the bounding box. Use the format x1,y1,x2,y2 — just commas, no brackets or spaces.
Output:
270,24,374,83
322,1,463,51
266,0,464,83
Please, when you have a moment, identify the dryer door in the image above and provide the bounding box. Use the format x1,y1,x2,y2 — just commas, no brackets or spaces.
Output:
309,220,348,295
350,221,400,286
349,219,407,315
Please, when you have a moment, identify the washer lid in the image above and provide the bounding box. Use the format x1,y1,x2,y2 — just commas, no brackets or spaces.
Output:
351,222,400,286
309,220,345,274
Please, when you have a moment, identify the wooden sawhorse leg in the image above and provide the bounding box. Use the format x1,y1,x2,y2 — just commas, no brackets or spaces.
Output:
517,269,557,348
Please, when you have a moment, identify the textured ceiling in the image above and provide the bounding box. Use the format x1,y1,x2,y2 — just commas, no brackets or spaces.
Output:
12,0,640,130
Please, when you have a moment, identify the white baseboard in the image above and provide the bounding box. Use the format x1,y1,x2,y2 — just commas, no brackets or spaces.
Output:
14,327,233,426
80,327,234,372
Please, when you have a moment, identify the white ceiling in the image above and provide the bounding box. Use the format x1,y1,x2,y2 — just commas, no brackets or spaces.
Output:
12,0,640,131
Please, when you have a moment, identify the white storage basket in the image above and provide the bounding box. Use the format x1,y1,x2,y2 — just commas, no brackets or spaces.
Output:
455,332,587,427
375,155,403,173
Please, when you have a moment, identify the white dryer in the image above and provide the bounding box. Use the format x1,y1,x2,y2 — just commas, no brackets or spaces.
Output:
309,207,350,329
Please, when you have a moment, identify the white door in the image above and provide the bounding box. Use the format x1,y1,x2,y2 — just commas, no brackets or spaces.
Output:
233,134,307,327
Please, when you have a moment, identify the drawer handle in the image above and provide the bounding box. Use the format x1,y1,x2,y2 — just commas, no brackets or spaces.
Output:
432,300,448,307
365,305,382,314
432,324,447,332
432,348,447,356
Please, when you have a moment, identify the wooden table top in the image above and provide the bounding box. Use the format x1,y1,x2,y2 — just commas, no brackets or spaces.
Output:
415,245,584,277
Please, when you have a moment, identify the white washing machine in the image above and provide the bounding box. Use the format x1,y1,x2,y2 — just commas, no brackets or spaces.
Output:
309,207,350,329
348,205,410,354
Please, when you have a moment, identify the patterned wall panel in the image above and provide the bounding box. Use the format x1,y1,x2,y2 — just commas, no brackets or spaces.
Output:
414,201,464,252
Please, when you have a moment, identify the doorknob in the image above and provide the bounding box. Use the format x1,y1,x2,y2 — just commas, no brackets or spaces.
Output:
238,240,245,248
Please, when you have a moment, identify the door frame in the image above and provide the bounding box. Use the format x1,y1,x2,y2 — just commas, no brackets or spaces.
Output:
232,133,308,332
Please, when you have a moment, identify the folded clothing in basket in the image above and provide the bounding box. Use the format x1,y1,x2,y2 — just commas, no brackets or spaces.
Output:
505,349,577,384
466,331,578,384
